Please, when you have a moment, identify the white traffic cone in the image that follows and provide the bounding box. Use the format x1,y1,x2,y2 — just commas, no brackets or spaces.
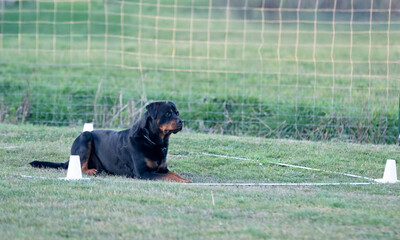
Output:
375,159,399,184
66,155,83,180
83,123,94,132
60,155,89,181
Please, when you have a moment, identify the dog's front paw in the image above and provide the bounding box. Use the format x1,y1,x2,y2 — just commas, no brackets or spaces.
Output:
85,169,98,176
181,179,192,183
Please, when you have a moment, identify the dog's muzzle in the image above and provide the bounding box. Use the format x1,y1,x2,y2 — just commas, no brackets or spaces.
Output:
172,119,183,134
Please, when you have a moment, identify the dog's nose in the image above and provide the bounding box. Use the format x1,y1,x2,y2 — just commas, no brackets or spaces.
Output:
177,119,183,126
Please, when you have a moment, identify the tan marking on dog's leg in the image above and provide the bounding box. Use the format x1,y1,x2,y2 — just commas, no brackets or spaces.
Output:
159,161,167,170
81,141,98,176
145,158,159,169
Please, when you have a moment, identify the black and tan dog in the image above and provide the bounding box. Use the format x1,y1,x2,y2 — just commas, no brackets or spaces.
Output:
30,101,191,183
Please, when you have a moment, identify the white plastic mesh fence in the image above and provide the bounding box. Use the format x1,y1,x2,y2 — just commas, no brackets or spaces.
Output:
0,0,399,143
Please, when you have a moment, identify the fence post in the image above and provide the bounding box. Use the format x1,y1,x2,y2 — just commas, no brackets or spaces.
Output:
398,95,400,145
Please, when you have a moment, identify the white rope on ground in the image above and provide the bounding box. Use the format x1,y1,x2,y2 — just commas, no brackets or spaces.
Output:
197,152,375,181
20,175,49,179
0,146,23,149
188,182,375,186
17,175,375,186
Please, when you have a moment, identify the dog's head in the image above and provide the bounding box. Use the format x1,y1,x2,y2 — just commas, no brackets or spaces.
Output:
145,101,183,136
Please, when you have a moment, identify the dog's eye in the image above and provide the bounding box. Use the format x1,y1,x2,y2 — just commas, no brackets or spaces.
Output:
165,112,171,117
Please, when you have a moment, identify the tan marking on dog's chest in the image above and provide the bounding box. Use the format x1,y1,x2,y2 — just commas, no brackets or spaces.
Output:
145,158,159,169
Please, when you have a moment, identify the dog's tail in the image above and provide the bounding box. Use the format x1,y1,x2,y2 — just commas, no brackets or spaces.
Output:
29,160,68,169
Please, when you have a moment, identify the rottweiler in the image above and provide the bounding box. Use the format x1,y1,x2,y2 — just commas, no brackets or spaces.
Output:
30,101,191,183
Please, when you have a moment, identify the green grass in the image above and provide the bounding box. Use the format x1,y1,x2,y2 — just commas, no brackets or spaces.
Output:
1,123,400,239
1,0,400,143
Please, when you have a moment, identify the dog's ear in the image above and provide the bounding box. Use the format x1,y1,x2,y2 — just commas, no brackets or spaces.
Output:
145,101,165,119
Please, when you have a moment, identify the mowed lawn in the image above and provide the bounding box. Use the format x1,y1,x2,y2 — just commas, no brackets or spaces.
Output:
0,123,399,239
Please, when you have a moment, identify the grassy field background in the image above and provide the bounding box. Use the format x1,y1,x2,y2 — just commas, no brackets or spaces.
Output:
1,123,400,239
1,0,399,143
